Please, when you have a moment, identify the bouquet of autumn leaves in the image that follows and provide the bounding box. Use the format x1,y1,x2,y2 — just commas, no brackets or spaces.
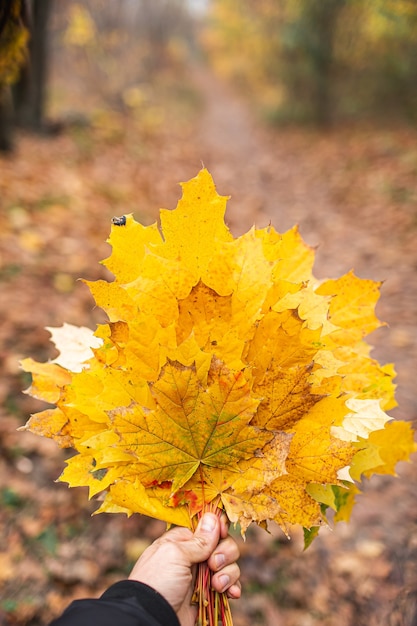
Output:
21,169,415,626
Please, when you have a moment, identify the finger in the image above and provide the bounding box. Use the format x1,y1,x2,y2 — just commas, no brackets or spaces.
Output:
219,513,230,539
207,535,240,573
211,562,240,594
179,513,221,566
227,582,241,600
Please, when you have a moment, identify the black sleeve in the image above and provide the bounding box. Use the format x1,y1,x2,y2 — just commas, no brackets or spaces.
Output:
49,580,181,626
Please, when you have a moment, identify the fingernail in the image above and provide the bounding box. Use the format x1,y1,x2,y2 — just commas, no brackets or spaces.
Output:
219,574,230,591
201,513,216,532
214,553,225,569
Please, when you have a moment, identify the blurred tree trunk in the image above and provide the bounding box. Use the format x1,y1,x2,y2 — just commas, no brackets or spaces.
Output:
0,88,14,151
302,0,346,126
13,0,52,130
0,0,25,151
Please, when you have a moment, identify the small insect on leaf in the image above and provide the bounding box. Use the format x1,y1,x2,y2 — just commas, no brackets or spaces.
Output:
112,215,126,226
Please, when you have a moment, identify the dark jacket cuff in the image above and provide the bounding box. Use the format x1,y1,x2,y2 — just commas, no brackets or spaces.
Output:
101,580,180,626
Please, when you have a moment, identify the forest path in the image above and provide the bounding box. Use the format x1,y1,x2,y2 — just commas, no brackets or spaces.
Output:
191,63,355,250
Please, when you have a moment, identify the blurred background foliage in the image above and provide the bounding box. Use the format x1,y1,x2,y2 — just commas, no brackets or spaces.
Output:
202,0,417,125
0,0,199,152
2,0,417,148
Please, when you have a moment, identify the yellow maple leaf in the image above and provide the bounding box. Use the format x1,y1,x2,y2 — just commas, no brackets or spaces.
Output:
350,420,416,480
21,168,415,546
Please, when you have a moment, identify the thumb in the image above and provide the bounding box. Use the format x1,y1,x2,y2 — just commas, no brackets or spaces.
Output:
182,513,220,565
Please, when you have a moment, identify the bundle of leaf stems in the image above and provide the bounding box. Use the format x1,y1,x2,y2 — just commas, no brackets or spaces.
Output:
192,499,233,626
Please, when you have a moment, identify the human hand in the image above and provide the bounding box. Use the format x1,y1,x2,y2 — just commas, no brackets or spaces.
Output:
128,512,241,626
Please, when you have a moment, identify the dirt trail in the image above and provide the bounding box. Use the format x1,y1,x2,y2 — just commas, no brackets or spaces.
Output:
190,65,274,233
192,64,357,244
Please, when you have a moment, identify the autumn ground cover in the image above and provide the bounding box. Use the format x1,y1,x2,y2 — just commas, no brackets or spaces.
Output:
1,37,417,626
